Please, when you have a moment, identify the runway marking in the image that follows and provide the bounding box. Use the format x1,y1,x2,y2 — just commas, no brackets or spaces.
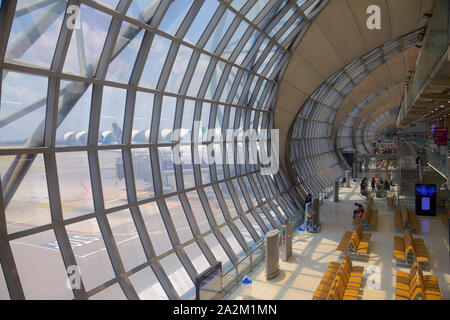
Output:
8,217,36,225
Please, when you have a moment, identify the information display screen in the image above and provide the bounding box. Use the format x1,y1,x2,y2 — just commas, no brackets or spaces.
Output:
415,184,436,216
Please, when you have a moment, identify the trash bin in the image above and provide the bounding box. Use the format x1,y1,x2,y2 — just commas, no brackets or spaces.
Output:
241,275,252,299
298,226,306,241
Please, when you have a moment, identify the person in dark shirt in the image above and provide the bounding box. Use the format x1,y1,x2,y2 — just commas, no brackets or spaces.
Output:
371,178,376,192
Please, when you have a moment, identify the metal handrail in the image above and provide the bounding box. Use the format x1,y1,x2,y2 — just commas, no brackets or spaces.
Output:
397,0,450,127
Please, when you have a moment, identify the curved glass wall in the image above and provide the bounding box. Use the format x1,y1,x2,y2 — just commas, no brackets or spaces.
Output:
361,108,399,151
336,81,402,151
0,0,326,299
289,29,423,195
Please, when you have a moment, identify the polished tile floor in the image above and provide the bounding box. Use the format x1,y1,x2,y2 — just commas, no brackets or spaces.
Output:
228,180,450,300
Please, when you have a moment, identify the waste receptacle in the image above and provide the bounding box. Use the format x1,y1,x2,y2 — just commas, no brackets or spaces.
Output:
241,275,252,299
298,226,305,241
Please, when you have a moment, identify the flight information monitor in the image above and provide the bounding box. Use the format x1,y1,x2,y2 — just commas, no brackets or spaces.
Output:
415,184,437,216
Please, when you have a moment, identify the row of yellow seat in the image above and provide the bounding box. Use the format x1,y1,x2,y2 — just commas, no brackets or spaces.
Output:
395,262,442,300
353,202,378,230
337,226,371,256
313,254,364,300
394,229,429,265
394,205,419,233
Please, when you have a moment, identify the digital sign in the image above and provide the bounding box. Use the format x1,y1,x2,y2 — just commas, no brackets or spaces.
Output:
431,124,436,133
415,184,437,216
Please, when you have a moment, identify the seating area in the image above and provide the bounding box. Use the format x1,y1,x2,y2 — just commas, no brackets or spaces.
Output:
395,262,442,300
337,226,371,256
394,205,419,233
312,255,364,300
440,213,449,226
353,203,378,230
394,230,429,266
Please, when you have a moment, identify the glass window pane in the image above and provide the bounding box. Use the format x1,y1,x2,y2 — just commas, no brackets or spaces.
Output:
90,283,126,300
6,0,67,69
186,191,210,233
205,60,225,100
187,53,210,97
129,266,168,300
246,212,264,238
10,230,73,299
231,0,246,12
204,9,235,53
165,195,193,244
234,218,255,248
236,29,260,66
0,71,48,148
184,0,219,45
219,183,238,217
63,4,112,75
158,147,177,194
166,45,193,93
66,219,115,291
132,91,153,144
158,0,194,36
126,0,161,23
198,145,210,184
203,233,232,272
159,254,194,298
98,150,127,209
132,148,154,200
231,179,248,212
180,99,195,142
159,96,176,143
106,24,144,84
107,209,147,272
1,154,51,234
140,201,172,256
204,186,225,225
184,242,210,274
179,145,195,190
99,86,126,145
139,35,171,89
246,0,270,21
220,225,245,259
222,21,249,61
56,81,92,146
56,152,94,219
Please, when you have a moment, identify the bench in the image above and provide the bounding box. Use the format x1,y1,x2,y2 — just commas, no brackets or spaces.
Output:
386,193,395,207
353,203,378,230
337,226,371,256
365,196,373,206
394,230,429,266
395,262,442,300
312,254,364,300
394,205,419,233
440,213,449,226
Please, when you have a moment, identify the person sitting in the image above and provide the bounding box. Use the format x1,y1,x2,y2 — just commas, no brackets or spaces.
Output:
353,203,364,218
